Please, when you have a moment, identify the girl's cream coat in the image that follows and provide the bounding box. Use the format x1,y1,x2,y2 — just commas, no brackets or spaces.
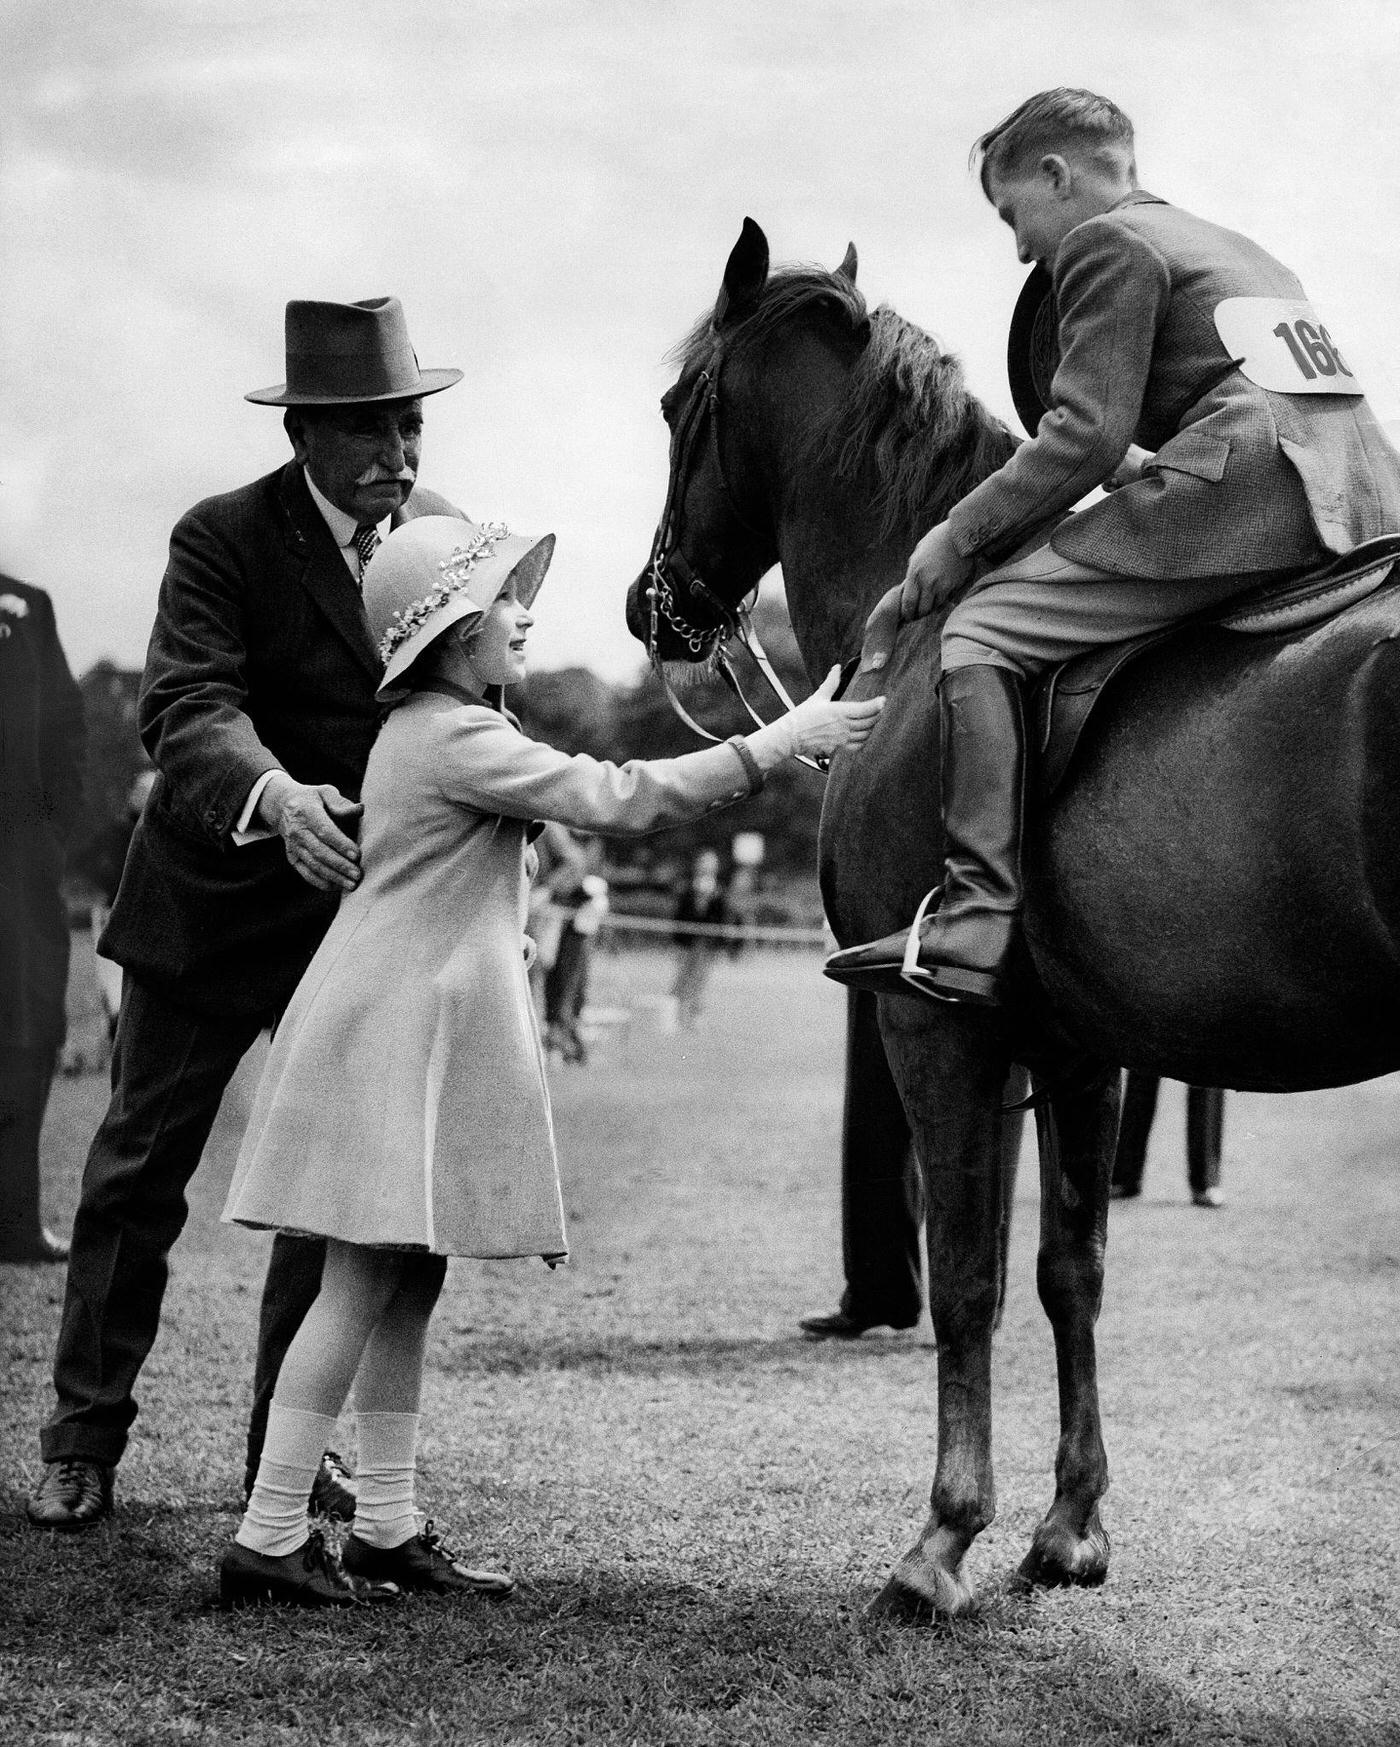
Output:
223,692,757,1255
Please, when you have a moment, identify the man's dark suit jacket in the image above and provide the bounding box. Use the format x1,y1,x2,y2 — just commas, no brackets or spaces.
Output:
101,462,464,1017
0,578,85,1050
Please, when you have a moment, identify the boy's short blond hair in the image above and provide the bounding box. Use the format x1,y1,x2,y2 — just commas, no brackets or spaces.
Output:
972,89,1135,198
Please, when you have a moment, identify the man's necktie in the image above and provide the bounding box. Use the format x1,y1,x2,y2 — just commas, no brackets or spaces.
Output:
354,524,381,582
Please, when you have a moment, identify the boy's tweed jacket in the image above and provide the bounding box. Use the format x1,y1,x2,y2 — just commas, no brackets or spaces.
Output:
946,192,1400,579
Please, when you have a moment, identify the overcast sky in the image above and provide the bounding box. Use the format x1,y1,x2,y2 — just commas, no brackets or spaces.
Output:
5,0,1400,680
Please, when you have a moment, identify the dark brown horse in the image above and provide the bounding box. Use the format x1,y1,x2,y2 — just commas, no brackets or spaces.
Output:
625,218,1400,1619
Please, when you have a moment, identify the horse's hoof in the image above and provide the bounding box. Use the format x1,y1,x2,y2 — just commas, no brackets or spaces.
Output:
1016,1515,1111,1591
864,1559,974,1623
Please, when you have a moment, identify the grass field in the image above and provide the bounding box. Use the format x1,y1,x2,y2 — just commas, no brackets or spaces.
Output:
3,946,1399,1745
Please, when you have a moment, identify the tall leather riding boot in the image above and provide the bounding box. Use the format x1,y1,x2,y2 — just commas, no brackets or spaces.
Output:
823,663,1027,1005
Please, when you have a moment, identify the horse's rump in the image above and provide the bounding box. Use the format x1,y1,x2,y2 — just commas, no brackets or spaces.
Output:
1032,586,1400,1088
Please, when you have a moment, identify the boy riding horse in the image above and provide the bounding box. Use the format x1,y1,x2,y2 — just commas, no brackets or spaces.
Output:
826,88,1400,1006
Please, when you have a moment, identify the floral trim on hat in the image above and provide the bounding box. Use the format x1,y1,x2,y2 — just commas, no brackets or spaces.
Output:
377,521,512,665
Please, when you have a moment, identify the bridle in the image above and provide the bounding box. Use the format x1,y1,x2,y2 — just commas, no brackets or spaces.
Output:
644,339,830,775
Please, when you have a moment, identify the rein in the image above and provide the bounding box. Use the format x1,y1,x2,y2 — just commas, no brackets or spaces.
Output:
644,342,830,775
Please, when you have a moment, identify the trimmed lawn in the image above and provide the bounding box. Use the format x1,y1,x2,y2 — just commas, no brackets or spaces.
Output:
3,947,1398,1744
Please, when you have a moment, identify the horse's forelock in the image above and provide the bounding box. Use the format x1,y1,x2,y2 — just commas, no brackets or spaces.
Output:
664,264,1016,544
667,266,869,376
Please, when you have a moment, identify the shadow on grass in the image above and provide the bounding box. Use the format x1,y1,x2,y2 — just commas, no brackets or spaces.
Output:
434,1330,931,1378
1281,1377,1400,1413
3,1515,1385,1745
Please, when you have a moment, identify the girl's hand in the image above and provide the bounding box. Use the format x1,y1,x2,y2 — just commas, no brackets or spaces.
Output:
781,666,885,759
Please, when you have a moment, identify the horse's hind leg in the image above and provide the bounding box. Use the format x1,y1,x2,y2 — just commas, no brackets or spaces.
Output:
1019,1067,1119,1589
867,1005,1012,1620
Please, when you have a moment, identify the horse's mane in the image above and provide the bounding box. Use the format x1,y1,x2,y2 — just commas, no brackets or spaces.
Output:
671,265,1020,541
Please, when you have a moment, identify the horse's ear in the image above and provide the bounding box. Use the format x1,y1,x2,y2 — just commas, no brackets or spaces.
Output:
715,217,770,327
836,242,858,284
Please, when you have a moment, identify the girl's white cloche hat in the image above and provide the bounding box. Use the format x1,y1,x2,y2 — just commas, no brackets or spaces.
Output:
364,515,555,696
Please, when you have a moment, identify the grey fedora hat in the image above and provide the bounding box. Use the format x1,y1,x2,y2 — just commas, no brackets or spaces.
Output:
245,296,463,406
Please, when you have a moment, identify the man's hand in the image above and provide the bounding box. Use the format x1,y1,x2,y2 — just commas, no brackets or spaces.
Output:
257,774,363,892
899,521,976,623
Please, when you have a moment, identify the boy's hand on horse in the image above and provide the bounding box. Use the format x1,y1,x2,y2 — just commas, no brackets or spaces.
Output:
899,522,976,620
1104,442,1153,492
857,522,975,674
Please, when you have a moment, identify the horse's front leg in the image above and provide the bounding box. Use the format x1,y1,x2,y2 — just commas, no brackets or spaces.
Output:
1019,1067,1119,1589
867,1003,1013,1620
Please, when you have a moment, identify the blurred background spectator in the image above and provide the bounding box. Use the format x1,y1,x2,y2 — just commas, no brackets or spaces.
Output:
72,765,156,1040
1111,1073,1225,1208
527,821,590,1011
1,579,85,1263
671,848,741,1030
544,857,610,1064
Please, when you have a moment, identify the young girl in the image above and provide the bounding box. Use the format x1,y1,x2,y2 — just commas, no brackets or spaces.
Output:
218,515,882,1607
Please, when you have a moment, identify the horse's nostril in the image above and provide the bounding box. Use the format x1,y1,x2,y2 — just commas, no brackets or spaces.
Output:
624,576,648,642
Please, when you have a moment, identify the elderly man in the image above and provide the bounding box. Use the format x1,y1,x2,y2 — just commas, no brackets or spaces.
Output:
28,297,467,1529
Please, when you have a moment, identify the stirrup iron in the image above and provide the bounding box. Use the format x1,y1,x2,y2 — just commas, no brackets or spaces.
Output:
899,886,960,1001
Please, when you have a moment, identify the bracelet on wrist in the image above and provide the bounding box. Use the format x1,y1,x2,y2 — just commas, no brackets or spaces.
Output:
726,735,765,793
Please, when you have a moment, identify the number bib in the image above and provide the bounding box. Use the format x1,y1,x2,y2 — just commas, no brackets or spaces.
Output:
1214,297,1364,395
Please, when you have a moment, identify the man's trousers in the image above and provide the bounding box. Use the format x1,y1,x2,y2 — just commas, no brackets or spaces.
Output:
837,991,925,1327
39,974,324,1476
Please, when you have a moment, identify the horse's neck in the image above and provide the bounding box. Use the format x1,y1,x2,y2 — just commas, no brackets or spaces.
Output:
777,510,912,677
757,332,1008,682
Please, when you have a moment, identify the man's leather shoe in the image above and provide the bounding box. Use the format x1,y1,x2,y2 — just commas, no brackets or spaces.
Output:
1108,1183,1141,1201
342,1521,514,1597
219,1528,401,1609
243,1449,357,1517
26,1459,113,1530
799,1308,916,1340
0,1228,69,1265
309,1449,357,1521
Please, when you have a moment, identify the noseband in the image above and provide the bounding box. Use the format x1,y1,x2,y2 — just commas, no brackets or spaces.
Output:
645,341,829,773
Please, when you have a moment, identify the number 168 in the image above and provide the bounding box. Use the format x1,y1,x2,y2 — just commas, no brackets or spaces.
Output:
1273,319,1352,381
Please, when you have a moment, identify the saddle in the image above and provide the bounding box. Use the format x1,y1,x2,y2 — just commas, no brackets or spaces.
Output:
1035,534,1400,800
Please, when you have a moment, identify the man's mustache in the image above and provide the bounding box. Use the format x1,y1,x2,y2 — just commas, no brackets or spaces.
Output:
355,466,416,487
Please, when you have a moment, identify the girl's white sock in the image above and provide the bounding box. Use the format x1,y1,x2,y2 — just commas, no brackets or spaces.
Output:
236,1403,338,1557
351,1411,421,1550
